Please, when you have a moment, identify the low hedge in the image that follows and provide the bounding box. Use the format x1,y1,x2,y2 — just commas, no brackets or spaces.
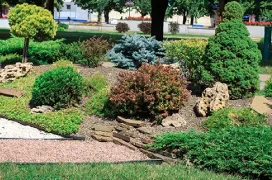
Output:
153,126,272,179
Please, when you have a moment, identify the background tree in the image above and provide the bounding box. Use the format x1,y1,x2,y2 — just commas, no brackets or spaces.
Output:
8,3,57,62
54,0,64,23
151,0,168,41
133,0,151,17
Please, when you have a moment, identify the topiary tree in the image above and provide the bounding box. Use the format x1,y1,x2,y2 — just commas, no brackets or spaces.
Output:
8,3,57,63
199,1,261,99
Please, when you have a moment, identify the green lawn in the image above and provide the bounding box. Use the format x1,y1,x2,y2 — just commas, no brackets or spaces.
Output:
0,28,210,43
0,163,243,180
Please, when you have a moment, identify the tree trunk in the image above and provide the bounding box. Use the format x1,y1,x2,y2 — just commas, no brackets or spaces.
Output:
104,9,110,24
190,16,194,25
98,12,102,23
58,11,60,24
0,4,2,18
45,0,54,17
182,12,187,24
218,0,229,24
22,38,30,63
151,0,168,41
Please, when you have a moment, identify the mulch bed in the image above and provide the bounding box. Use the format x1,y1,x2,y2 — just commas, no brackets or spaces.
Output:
30,65,253,140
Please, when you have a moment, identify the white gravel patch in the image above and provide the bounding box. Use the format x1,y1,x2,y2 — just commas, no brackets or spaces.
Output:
0,118,63,139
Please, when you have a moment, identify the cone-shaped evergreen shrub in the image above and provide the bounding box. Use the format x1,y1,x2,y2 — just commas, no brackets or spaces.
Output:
200,1,261,99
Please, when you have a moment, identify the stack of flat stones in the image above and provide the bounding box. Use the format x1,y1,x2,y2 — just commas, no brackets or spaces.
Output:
0,63,33,83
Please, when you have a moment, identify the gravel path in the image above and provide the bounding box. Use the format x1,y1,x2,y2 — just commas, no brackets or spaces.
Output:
0,118,63,139
0,140,148,163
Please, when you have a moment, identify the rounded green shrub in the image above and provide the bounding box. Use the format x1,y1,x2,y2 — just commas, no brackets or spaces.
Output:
31,67,84,109
203,107,267,130
200,2,261,99
264,77,272,97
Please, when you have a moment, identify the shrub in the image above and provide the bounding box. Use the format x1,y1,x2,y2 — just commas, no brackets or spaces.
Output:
163,39,208,79
108,34,165,69
52,59,77,71
116,22,130,33
8,3,57,63
0,38,64,64
0,53,21,67
200,2,261,99
109,63,190,121
153,126,272,179
61,41,87,65
58,23,69,30
138,22,151,34
264,77,272,97
31,67,84,109
169,22,180,34
203,107,267,130
83,37,111,67
84,73,111,117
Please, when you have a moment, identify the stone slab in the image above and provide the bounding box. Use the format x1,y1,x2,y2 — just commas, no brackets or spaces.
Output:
116,116,144,128
0,88,25,98
113,137,138,151
251,96,272,115
92,125,114,132
94,131,112,137
91,134,113,142
137,127,152,135
113,132,130,142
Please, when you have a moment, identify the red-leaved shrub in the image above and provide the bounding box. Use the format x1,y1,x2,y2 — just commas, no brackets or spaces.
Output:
109,63,190,122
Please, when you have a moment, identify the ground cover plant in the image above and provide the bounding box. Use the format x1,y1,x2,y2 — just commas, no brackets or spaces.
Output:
0,163,242,180
0,70,83,135
153,126,272,179
109,63,190,121
203,107,267,130
84,73,111,117
108,34,165,69
200,2,261,99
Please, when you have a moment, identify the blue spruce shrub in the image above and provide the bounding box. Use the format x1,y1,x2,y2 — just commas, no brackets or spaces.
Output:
107,34,165,69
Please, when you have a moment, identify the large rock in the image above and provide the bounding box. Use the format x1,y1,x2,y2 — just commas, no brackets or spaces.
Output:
0,63,33,83
251,96,272,115
195,82,229,117
31,105,54,114
161,113,187,127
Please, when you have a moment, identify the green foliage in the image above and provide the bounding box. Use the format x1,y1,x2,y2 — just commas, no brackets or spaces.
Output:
133,0,151,17
0,38,64,64
52,59,77,71
200,2,261,99
61,41,87,65
264,77,272,97
31,67,84,109
0,53,21,66
108,34,165,69
169,22,180,34
8,3,57,39
203,107,267,130
0,73,82,135
58,23,69,30
109,63,190,121
83,36,111,67
116,22,130,33
223,1,244,20
153,126,272,179
84,73,111,117
163,39,207,79
138,22,151,34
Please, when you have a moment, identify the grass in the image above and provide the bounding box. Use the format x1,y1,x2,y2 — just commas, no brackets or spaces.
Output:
0,69,83,135
0,163,243,180
0,28,209,43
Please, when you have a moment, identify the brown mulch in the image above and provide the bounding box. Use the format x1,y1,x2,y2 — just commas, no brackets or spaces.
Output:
31,65,254,140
